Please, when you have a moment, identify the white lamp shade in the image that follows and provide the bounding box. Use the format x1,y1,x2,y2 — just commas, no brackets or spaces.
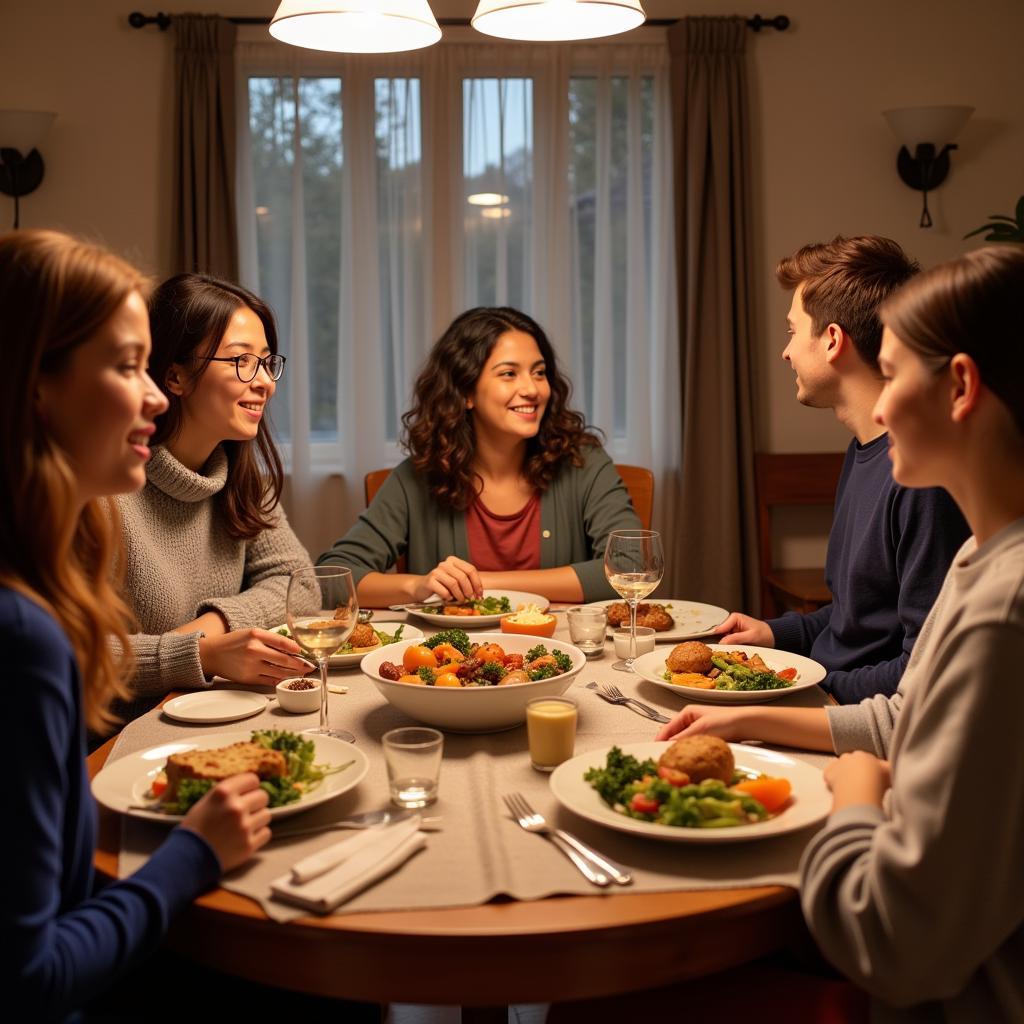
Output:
270,0,441,53
471,0,646,42
882,105,974,151
0,110,56,154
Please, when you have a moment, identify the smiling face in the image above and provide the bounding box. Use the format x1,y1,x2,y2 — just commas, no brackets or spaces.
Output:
467,329,551,444
37,290,168,502
873,326,954,488
171,304,276,459
782,284,836,409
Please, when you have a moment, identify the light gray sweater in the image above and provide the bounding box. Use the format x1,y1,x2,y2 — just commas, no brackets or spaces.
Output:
114,445,314,699
802,518,1024,1021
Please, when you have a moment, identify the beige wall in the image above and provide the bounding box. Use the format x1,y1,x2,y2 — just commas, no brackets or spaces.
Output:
4,0,1023,561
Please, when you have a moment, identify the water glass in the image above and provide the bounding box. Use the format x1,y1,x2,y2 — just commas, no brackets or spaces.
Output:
526,696,578,772
566,606,607,657
613,625,656,659
383,727,444,808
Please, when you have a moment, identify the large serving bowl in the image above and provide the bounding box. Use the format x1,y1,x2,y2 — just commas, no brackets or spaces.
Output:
360,632,585,732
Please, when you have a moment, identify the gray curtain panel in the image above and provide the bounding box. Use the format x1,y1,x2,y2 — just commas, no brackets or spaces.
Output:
172,15,238,279
665,16,759,612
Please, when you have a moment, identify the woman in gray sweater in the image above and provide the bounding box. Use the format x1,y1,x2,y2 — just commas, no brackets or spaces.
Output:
115,275,315,707
318,307,641,606
657,246,1024,1020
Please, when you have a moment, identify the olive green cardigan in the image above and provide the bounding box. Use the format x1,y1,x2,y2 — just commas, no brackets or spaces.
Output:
318,446,641,602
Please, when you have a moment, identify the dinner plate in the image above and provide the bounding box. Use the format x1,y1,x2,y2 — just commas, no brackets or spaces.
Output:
407,590,549,628
270,620,423,667
162,690,268,724
631,644,826,704
586,598,728,641
91,730,369,823
550,741,830,843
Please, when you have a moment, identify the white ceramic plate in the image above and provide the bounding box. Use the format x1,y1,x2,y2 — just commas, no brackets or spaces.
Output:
550,741,830,843
91,730,369,823
270,621,423,667
162,690,268,724
407,590,549,628
631,644,826,704
586,598,729,641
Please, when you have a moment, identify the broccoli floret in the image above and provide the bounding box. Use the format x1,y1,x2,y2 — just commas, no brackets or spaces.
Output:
526,643,548,662
478,660,506,685
528,664,559,681
552,650,572,672
423,629,472,656
417,665,437,685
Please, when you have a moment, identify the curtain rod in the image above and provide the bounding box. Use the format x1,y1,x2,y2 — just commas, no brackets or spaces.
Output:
128,11,790,32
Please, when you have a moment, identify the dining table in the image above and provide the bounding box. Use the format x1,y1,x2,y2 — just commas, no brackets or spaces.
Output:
87,609,834,1012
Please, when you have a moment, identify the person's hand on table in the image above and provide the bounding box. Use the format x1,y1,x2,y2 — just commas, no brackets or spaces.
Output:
413,556,483,603
824,752,891,812
717,612,775,646
198,628,313,684
180,772,271,871
656,705,748,741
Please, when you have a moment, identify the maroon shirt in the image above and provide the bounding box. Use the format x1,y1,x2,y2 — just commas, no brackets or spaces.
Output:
465,492,542,571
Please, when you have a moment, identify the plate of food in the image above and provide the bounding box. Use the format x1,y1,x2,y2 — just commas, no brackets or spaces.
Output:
162,689,268,724
550,737,830,842
586,599,728,641
91,728,369,823
406,590,549,628
272,620,422,668
631,641,826,703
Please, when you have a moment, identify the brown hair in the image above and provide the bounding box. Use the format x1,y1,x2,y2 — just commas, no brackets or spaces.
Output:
880,245,1024,437
148,274,284,539
0,230,140,732
777,235,920,371
402,307,599,510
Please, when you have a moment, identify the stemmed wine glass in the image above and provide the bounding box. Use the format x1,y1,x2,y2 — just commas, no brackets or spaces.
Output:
604,529,665,672
286,566,358,742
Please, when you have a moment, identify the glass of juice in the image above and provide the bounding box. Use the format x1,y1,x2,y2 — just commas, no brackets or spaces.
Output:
526,696,578,772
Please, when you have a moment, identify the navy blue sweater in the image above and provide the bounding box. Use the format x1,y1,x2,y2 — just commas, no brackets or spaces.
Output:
766,434,969,704
2,588,221,1023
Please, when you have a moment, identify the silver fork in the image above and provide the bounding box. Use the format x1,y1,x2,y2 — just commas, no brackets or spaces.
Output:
503,793,632,887
587,681,670,724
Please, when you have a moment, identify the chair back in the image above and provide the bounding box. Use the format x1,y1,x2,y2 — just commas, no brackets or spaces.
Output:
754,452,845,617
364,468,392,506
614,464,654,531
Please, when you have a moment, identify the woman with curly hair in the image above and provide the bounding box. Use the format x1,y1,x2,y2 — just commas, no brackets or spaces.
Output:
319,307,641,604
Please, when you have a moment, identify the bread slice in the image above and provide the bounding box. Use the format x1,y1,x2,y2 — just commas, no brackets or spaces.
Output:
164,741,287,800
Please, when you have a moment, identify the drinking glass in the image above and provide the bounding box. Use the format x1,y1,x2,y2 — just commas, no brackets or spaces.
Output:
382,727,444,808
286,566,358,742
604,529,664,672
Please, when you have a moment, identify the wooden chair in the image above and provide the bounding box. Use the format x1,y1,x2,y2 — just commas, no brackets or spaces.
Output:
614,463,654,531
755,452,845,618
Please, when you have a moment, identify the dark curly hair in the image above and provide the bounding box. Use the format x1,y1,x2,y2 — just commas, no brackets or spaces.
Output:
402,307,599,510
148,273,284,540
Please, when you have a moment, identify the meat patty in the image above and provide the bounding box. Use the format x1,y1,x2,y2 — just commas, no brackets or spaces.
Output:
666,641,714,674
657,735,735,784
605,602,674,630
347,623,379,649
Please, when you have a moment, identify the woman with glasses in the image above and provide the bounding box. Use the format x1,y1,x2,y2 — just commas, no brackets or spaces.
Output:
2,233,270,1019
113,273,316,721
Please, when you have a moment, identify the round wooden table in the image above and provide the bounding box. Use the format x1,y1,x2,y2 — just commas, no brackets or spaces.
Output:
88,737,805,1007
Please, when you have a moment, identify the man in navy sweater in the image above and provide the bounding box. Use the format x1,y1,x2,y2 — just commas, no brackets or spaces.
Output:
718,236,969,703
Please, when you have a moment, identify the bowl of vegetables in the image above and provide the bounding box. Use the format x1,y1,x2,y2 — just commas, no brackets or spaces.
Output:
360,629,586,732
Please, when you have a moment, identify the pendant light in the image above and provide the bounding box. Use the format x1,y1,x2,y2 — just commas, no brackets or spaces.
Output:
270,0,442,54
471,0,646,42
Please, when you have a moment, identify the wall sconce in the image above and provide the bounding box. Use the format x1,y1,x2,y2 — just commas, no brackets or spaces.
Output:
270,0,441,53
883,105,973,228
0,110,57,230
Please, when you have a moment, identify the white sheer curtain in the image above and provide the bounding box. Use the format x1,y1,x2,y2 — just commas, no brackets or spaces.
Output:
235,36,678,551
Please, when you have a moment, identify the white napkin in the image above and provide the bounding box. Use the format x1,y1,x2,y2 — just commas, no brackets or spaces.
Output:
270,816,426,914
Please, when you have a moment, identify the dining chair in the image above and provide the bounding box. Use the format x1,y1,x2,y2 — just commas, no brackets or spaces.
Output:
367,465,655,532
364,468,406,573
754,452,845,618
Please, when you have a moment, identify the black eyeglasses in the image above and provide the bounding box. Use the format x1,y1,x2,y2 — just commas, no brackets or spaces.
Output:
196,353,286,382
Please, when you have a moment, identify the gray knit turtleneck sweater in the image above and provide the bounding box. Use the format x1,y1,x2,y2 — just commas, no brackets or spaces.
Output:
114,445,313,697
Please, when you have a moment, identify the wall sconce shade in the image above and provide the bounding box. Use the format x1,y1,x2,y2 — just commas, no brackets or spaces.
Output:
270,0,442,53
883,105,974,228
471,0,646,42
0,110,56,230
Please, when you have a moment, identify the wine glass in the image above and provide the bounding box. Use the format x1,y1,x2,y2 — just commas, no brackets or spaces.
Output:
286,566,358,742
604,529,665,672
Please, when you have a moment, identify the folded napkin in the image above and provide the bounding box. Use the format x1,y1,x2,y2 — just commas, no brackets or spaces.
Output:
271,816,427,914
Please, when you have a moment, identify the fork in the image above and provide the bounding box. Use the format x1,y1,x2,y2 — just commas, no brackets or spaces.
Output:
503,793,632,887
587,681,670,724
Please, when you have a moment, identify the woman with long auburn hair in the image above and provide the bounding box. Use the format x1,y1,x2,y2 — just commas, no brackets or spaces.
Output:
318,306,641,605
0,231,270,1019
654,246,1024,1019
113,273,316,719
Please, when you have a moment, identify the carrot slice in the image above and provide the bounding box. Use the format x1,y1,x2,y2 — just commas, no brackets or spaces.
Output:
732,776,792,813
